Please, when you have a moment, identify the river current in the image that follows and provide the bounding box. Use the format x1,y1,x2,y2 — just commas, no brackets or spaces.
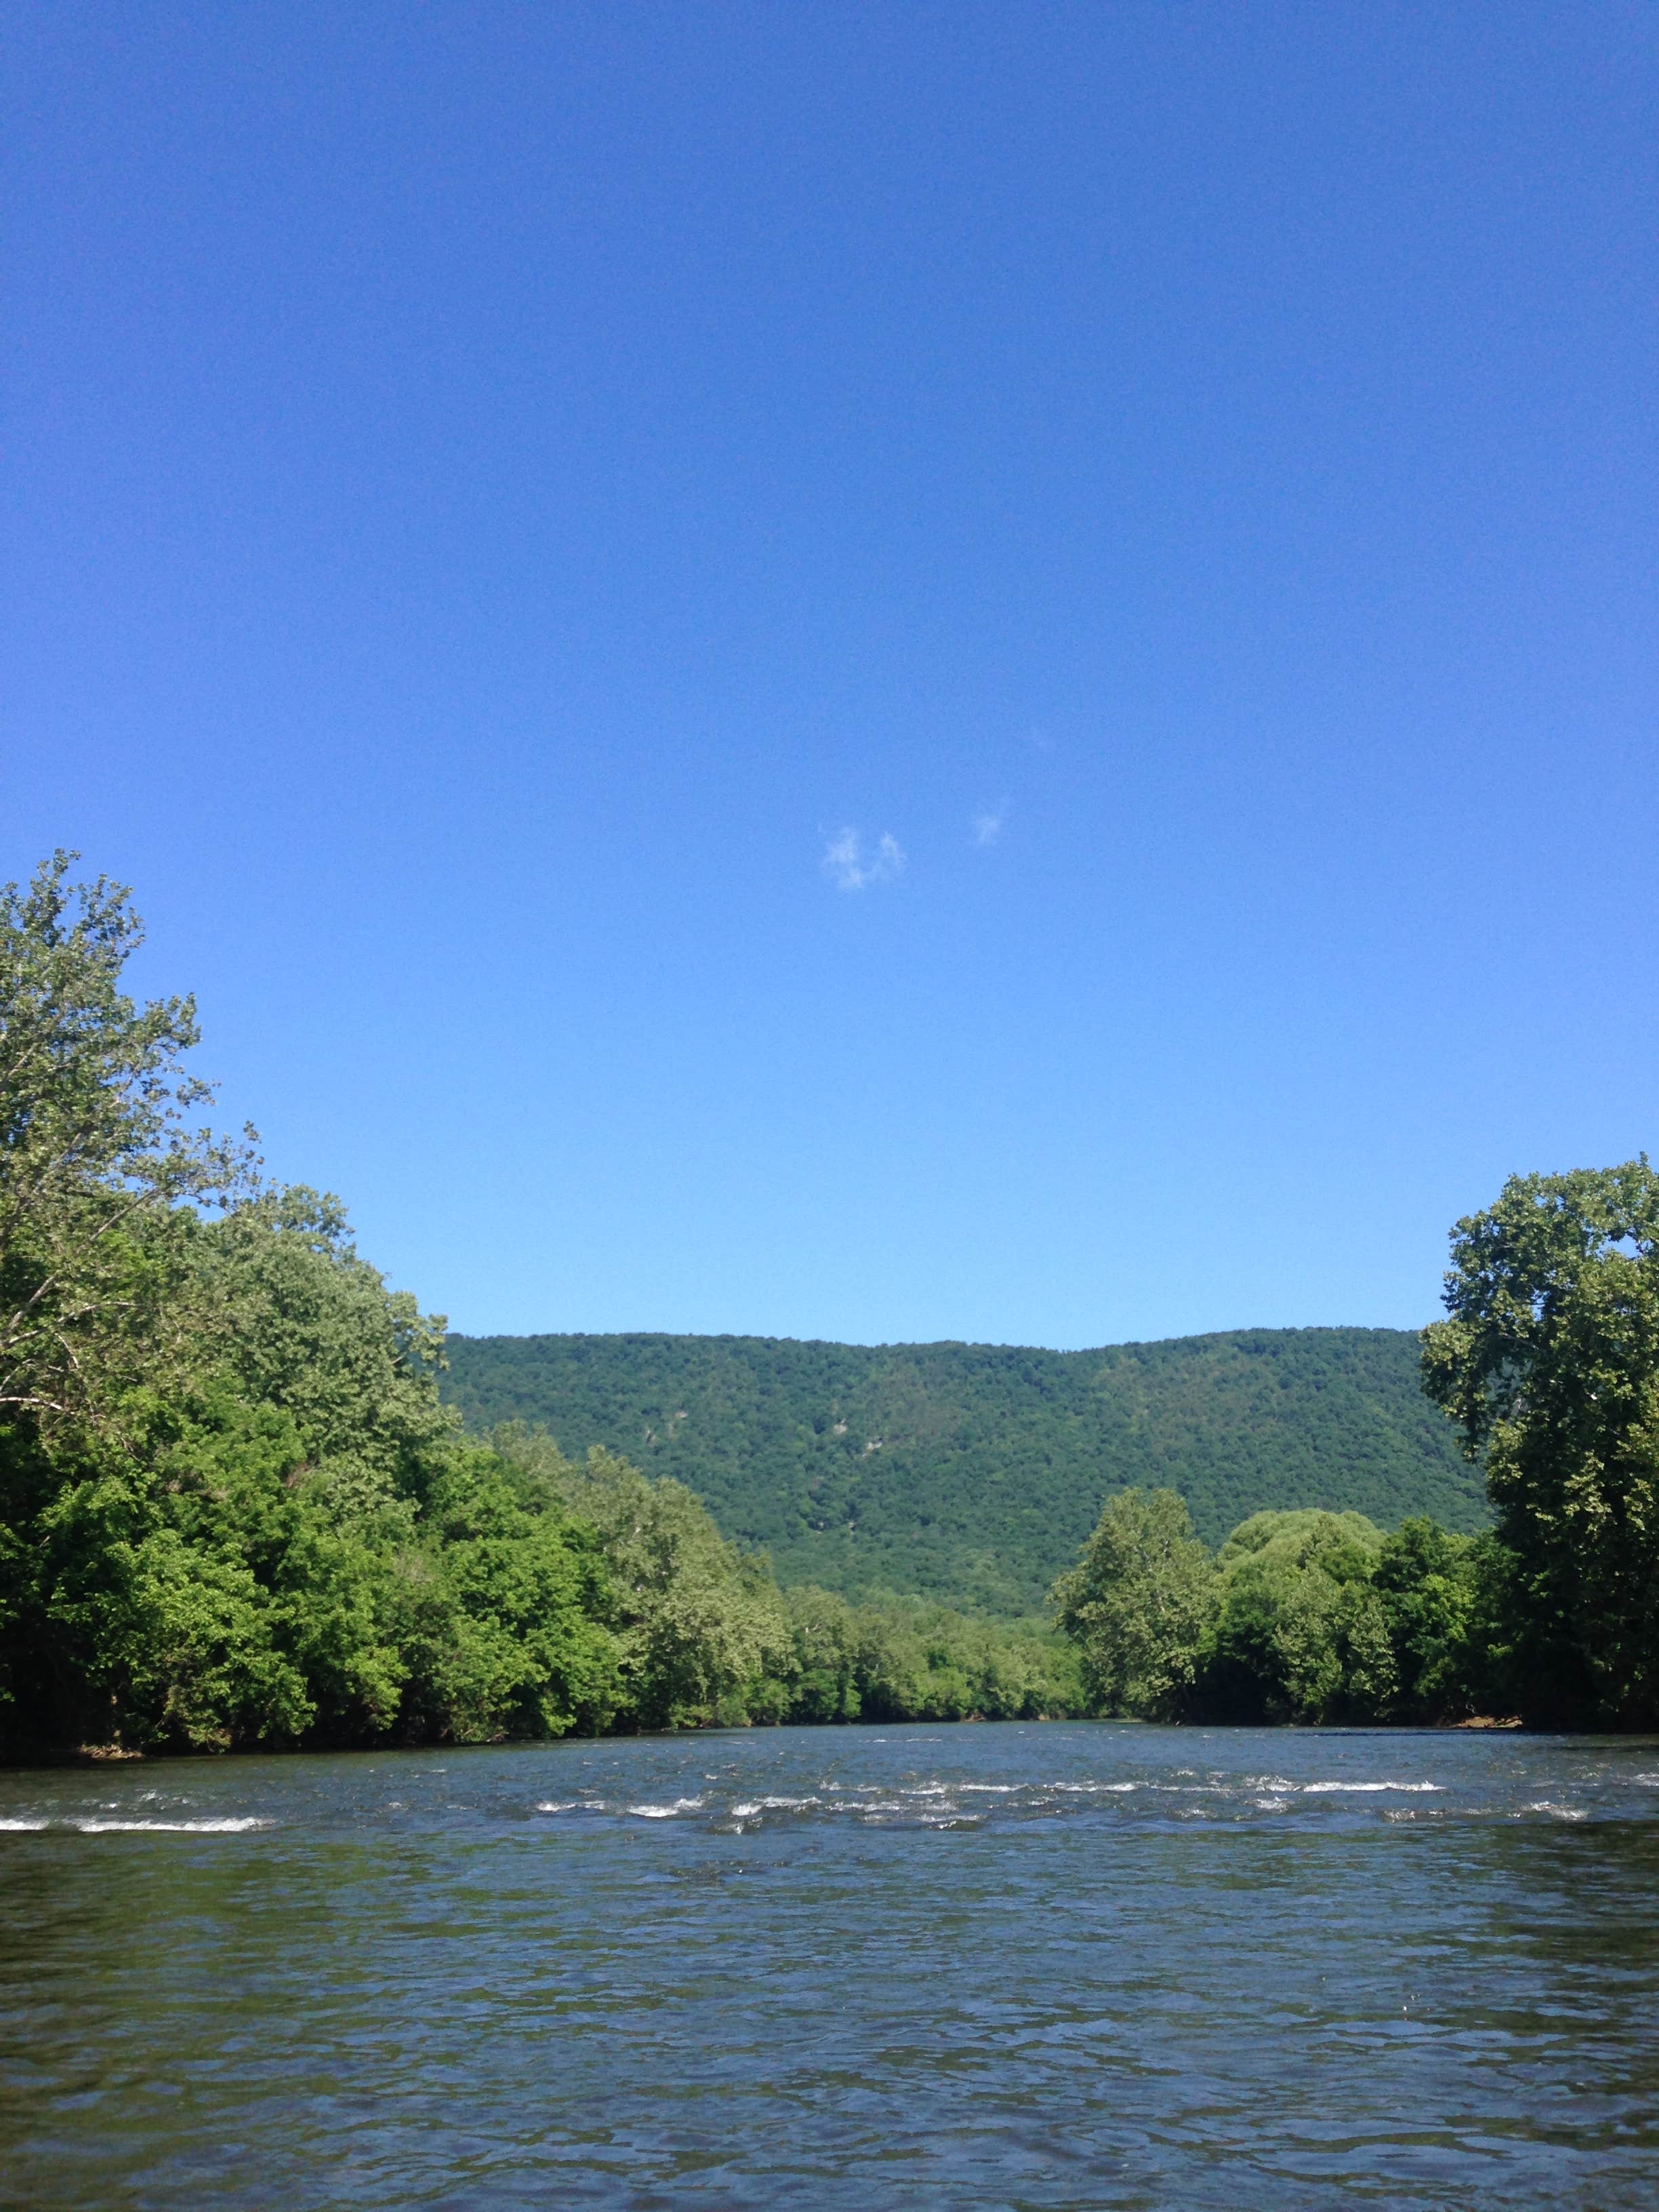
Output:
3,1723,1658,2208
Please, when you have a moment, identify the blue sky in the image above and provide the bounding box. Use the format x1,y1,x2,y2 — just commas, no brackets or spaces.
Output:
7,3,1656,1347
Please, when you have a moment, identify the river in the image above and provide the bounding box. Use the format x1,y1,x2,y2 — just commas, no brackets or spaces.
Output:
3,1723,1658,2208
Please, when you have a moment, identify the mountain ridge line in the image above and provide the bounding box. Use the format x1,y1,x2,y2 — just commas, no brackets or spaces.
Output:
442,1324,1481,1614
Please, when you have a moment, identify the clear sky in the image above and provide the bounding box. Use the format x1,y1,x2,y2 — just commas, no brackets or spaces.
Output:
7,3,1656,1348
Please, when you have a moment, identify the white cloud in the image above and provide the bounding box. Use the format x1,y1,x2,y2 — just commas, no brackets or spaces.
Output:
823,827,905,892
971,811,1002,846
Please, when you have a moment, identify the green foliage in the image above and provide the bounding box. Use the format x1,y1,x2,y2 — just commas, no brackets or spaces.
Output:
1048,1155,1659,1733
9,858,1656,1749
1050,1500,1510,1727
0,855,626,1758
776,1585,1084,1723
1051,1488,1213,1717
1,1381,621,1755
1422,1160,1659,1725
442,1327,1486,1611
1199,1510,1395,1724
9,1392,379,1750
489,1425,789,1731
0,853,255,1446
201,1188,455,1523
1372,1517,1481,1724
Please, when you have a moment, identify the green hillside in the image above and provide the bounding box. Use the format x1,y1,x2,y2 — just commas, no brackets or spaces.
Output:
442,1327,1483,1613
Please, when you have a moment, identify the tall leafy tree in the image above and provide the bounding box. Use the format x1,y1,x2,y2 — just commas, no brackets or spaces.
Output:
491,1426,790,1729
1200,1509,1394,1723
203,1186,455,1523
0,855,626,1755
1051,1487,1214,1717
1422,1160,1659,1724
1372,1517,1482,1723
0,853,253,1443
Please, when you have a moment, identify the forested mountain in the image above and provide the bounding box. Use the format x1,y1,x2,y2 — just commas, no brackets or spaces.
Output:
9,852,1652,1742
443,1328,1483,1612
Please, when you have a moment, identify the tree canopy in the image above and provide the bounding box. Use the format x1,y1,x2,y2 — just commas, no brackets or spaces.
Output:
1052,1494,1490,1727
0,853,254,1445
1421,1160,1659,1725
0,853,1088,1754
1052,1488,1212,1718
6,855,1652,1750
1048,1163,1659,1732
443,1323,1485,1610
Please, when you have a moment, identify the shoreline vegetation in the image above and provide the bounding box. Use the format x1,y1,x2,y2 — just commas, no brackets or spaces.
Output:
439,1324,1484,1610
3,855,1656,1761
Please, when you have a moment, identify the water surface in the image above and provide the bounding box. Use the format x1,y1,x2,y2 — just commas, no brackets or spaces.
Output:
4,1724,1658,2208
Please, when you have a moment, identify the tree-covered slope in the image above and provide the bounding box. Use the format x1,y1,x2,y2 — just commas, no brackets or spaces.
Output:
443,1328,1483,1612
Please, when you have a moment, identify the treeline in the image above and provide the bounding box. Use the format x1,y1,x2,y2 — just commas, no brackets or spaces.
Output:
491,1423,1080,1726
443,1320,1483,1611
1061,1159,1659,1732
5,856,1656,1753
0,857,1076,1755
1054,1495,1505,1725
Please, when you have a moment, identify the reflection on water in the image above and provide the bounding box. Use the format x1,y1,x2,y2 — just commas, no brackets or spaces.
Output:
3,1726,1659,2208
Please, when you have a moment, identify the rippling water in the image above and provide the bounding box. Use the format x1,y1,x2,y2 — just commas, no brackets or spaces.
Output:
4,1724,1659,2208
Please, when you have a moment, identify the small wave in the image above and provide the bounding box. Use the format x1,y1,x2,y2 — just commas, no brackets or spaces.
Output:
72,1818,269,1833
1300,1782,1444,1794
623,1798,705,1820
0,1818,47,1830
1522,1801,1587,1821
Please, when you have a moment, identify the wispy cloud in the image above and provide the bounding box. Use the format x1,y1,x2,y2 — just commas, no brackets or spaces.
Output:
971,811,1002,847
823,828,905,892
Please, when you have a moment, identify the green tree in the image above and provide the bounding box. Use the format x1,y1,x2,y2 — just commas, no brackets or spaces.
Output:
203,1187,455,1523
0,855,759,1758
0,853,254,1444
1200,1510,1394,1723
378,1450,620,1744
776,1584,1083,1723
1051,1487,1214,1717
6,1379,626,1757
1422,1160,1659,1725
1372,1516,1479,1722
491,1426,788,1729
11,1391,396,1752
780,1584,867,1721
